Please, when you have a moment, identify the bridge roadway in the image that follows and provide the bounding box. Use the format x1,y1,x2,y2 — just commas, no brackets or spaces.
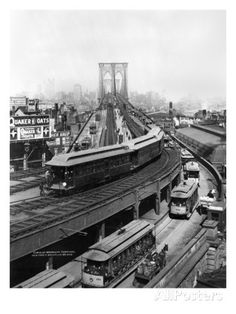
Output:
10,148,181,262
116,94,145,138
116,94,152,133
104,104,117,146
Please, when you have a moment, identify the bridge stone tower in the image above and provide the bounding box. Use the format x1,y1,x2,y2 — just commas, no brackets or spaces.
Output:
98,63,128,101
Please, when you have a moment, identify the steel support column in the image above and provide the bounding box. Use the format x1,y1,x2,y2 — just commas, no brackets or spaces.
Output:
42,153,46,167
98,221,105,242
111,64,116,96
98,63,104,100
155,180,161,215
46,256,53,270
133,189,140,219
166,182,172,203
123,63,128,99
133,202,140,220
23,154,28,171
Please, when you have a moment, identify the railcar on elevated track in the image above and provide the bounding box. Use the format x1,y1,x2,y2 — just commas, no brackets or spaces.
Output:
45,127,164,194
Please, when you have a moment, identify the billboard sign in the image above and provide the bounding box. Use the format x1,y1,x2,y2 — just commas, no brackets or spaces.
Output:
10,115,50,128
10,115,50,141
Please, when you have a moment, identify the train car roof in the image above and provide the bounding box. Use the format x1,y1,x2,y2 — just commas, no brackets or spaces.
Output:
181,149,194,157
46,144,133,167
82,220,154,262
14,269,74,288
46,127,163,167
171,180,198,198
128,136,160,150
127,127,163,150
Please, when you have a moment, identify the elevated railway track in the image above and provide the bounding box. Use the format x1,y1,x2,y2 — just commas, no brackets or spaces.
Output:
10,148,181,261
10,108,224,287
11,129,223,263
10,94,161,197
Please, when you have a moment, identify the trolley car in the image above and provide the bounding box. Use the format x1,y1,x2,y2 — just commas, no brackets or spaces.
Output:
45,127,164,194
81,220,155,288
80,136,92,150
183,161,200,184
181,149,194,165
164,134,171,148
169,179,199,219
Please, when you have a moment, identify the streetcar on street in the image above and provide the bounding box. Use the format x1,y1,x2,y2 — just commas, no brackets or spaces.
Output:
81,220,155,288
169,179,199,219
183,161,200,184
181,149,194,165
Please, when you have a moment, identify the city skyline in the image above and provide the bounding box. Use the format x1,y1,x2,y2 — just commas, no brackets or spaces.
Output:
11,10,225,102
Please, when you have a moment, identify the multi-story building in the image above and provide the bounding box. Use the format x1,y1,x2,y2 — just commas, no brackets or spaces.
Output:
73,84,82,102
10,96,28,111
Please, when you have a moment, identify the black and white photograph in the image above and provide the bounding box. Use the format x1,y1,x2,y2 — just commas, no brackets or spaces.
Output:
5,2,233,310
9,8,227,291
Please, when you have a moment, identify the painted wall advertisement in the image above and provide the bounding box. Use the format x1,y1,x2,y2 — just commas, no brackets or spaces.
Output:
10,115,50,141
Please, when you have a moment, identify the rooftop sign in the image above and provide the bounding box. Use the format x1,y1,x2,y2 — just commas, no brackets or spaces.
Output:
10,115,50,128
10,115,50,141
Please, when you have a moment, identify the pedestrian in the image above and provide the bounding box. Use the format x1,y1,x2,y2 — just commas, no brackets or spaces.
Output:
39,182,45,196
45,169,52,186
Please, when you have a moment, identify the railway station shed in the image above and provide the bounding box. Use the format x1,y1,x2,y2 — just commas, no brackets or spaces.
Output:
175,125,226,175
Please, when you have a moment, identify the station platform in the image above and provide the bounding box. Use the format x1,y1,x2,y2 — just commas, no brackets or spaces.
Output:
176,127,223,146
191,123,226,137
175,127,226,169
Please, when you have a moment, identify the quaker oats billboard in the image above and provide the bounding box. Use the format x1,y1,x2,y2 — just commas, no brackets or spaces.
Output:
10,115,50,141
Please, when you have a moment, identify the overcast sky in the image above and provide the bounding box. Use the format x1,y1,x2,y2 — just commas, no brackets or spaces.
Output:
10,10,226,101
